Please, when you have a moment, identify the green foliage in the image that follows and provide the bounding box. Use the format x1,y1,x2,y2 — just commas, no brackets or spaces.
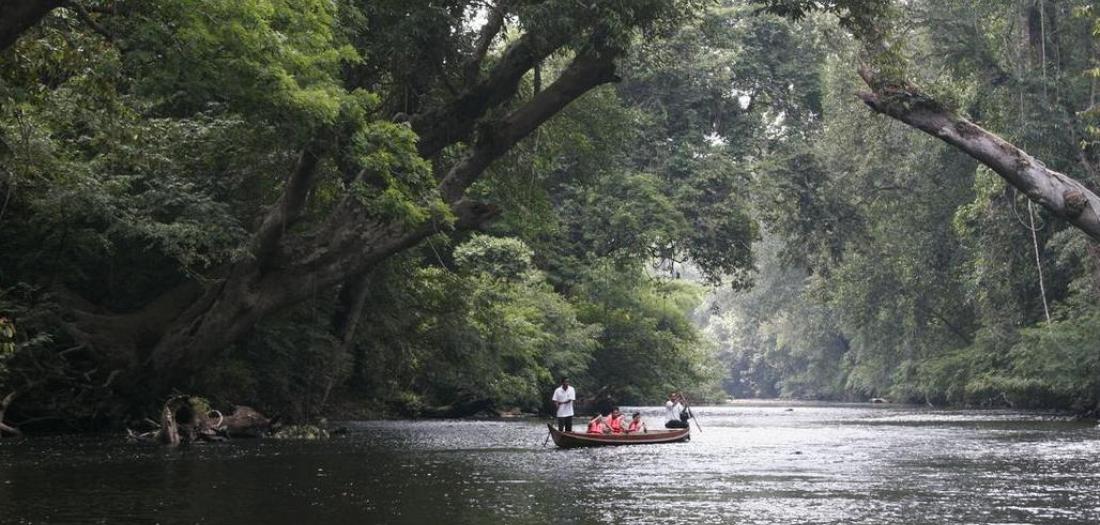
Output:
914,310,1100,410
7,0,1098,428
454,234,535,282
118,0,359,130
574,263,720,403
200,306,350,423
753,0,891,34
272,424,330,440
0,0,442,310
704,0,1100,413
352,246,599,412
350,117,440,226
1,0,734,427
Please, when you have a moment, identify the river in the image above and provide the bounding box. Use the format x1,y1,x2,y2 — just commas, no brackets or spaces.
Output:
1,402,1098,524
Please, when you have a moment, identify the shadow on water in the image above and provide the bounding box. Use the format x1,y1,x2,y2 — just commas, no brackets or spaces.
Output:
1,402,1098,524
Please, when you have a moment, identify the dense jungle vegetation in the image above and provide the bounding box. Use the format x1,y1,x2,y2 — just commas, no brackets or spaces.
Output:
1,0,1098,434
705,0,1100,413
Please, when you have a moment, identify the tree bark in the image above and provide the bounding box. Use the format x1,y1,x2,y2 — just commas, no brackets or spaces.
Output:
463,0,510,85
856,66,1100,241
250,144,326,273
333,271,372,352
0,0,58,52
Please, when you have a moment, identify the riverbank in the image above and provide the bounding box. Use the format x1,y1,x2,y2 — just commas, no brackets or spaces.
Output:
4,394,1094,440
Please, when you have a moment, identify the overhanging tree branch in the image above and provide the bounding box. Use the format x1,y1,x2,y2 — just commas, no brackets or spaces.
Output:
299,38,625,291
411,28,573,159
439,40,623,202
309,39,624,283
311,35,624,282
856,65,1100,240
141,33,624,389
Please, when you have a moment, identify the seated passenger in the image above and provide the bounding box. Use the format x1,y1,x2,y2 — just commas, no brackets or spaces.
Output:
607,407,626,434
626,412,647,433
586,414,610,434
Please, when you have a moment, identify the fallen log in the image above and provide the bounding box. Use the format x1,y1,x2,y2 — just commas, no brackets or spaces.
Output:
130,396,276,445
220,405,275,438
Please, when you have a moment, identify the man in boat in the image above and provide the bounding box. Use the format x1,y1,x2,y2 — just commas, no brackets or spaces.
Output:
626,412,647,433
551,377,576,432
664,392,690,429
607,407,626,434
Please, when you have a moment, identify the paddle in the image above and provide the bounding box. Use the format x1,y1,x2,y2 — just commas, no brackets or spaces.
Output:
542,420,553,447
678,391,703,433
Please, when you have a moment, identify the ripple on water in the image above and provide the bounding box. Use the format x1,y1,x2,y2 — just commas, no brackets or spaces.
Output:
1,404,1099,524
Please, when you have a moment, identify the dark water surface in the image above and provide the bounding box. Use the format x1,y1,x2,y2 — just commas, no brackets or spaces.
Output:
2,402,1099,524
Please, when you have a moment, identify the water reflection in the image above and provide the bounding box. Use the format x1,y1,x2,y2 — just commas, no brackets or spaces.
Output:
1,402,1098,524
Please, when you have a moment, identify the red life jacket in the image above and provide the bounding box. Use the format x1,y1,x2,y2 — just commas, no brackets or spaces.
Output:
627,419,644,432
609,414,624,434
587,418,605,434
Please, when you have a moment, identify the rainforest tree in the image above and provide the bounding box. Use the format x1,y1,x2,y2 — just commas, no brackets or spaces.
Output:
704,0,1100,411
1,0,722,425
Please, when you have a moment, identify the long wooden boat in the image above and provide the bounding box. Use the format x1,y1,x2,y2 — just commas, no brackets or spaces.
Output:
547,423,690,448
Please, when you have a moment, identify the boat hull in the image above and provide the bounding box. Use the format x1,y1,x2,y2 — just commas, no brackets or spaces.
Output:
547,423,690,448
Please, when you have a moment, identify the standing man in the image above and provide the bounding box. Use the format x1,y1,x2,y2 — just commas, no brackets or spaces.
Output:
551,377,576,432
664,392,689,429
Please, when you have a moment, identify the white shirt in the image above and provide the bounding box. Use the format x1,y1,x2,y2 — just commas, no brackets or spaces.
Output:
552,386,576,417
664,400,683,422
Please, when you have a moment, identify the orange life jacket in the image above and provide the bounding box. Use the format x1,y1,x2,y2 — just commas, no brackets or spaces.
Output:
627,419,644,432
587,418,605,434
609,415,624,434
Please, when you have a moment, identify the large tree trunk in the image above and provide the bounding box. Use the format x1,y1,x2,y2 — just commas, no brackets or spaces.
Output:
0,0,58,52
142,216,459,387
856,67,1100,241
95,36,624,401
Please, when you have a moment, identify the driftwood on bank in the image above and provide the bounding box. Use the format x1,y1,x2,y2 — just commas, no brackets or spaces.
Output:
129,396,275,446
220,405,274,437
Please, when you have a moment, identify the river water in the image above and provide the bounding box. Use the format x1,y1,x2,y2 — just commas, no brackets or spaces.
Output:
1,402,1099,524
